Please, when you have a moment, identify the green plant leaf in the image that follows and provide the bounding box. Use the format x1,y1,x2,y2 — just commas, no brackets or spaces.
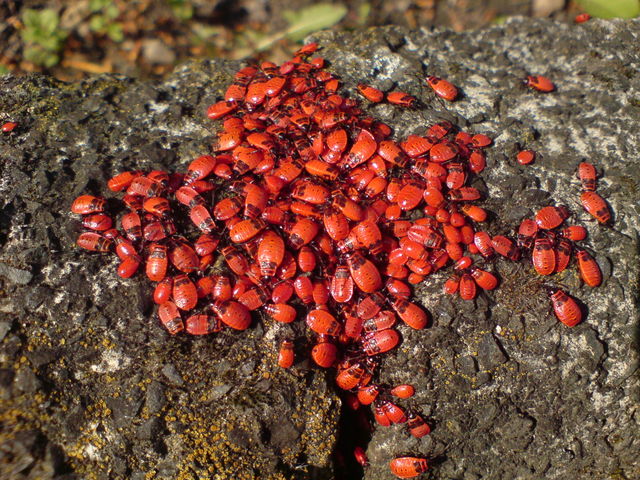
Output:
577,0,640,18
22,9,41,28
38,9,60,35
43,53,60,68
39,35,62,51
89,0,110,13
173,4,194,21
282,3,347,42
20,27,39,44
90,15,107,33
24,45,59,67
357,3,371,25
107,23,124,42
105,4,119,20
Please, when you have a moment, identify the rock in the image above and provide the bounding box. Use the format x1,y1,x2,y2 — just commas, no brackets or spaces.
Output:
137,416,164,442
144,381,166,414
0,322,10,342
0,16,639,480
476,334,508,370
13,366,41,394
0,262,32,285
160,363,184,387
141,39,176,65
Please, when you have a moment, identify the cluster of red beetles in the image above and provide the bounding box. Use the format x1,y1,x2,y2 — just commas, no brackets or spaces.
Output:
71,43,611,478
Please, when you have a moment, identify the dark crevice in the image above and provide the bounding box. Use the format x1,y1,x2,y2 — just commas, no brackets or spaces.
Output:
332,399,371,480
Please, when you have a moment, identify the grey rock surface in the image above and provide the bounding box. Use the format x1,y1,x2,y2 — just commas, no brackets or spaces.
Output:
1,16,639,480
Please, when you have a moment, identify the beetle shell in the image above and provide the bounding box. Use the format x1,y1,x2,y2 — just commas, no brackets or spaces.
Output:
158,301,184,334
525,75,555,93
426,75,458,101
306,309,341,335
389,456,428,478
576,249,602,287
581,191,612,225
549,288,582,327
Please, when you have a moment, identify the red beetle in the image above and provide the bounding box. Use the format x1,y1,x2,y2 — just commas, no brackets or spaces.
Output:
71,195,105,215
207,100,237,120
516,150,535,165
189,205,215,233
194,234,220,257
517,218,538,249
311,341,338,368
443,275,460,295
575,13,591,23
154,277,173,304
389,456,428,478
172,275,198,311
354,446,369,468
210,275,232,302
380,399,407,423
336,362,368,391
158,301,184,334
184,155,217,184
347,252,382,293
548,288,582,327
492,235,520,261
82,214,113,232
211,300,252,330
390,298,428,330
289,218,320,249
406,411,431,438
469,267,498,290
374,401,392,427
257,230,285,277
473,231,495,258
108,170,143,192
117,255,141,279
469,150,487,174
577,161,597,191
76,232,112,252
361,329,400,356
278,339,294,368
554,238,572,273
471,133,492,148
306,309,341,335
386,91,416,107
357,384,380,405
146,243,168,282
1,121,18,133
357,84,384,103
458,273,477,300
581,191,612,225
186,314,221,335
264,303,296,324
532,236,556,276
170,241,199,273
426,75,457,101
560,225,587,242
525,75,555,93
390,384,414,399
576,248,602,287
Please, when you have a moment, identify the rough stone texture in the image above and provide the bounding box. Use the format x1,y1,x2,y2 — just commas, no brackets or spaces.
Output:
1,17,639,480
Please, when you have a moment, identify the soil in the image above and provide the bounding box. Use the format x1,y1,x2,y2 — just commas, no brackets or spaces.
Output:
0,0,587,81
